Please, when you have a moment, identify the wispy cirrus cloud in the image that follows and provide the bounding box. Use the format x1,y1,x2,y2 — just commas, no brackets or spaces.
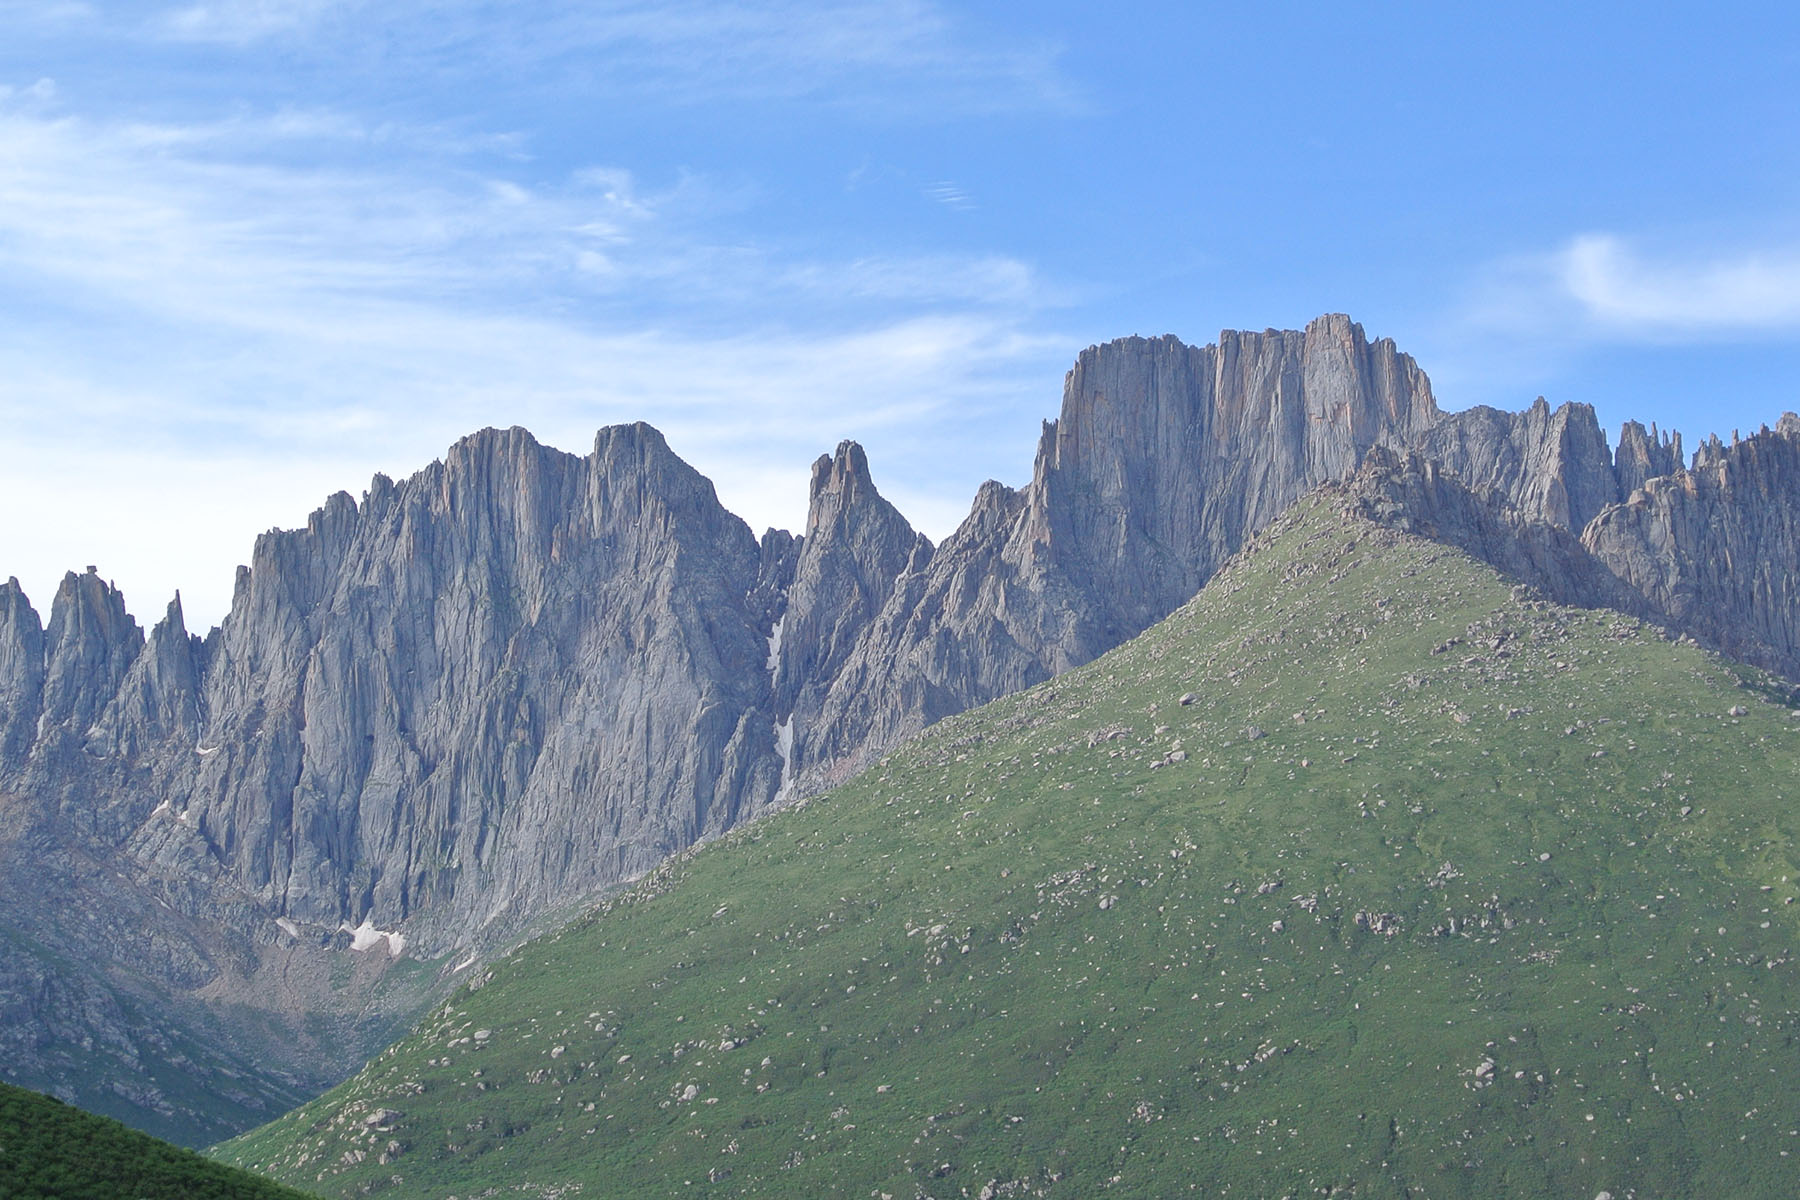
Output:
924,180,975,210
0,2,95,29
148,0,1078,115
0,95,1068,627
158,0,353,43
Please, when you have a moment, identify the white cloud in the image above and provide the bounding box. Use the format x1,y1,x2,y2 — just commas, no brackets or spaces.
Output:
924,181,975,210
0,79,57,104
1466,232,1800,343
0,101,1068,628
1557,233,1800,331
779,254,1049,309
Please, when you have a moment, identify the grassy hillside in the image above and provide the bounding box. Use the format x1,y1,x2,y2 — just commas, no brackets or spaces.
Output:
0,1080,317,1199
224,492,1800,1198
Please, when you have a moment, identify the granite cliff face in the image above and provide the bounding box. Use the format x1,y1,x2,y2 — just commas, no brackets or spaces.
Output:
788,317,1445,785
0,424,798,1140
7,314,1800,1143
137,423,785,950
1584,417,1800,680
770,443,924,795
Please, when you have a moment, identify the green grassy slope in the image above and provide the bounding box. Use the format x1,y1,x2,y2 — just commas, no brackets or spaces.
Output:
0,1081,317,1199
224,493,1800,1199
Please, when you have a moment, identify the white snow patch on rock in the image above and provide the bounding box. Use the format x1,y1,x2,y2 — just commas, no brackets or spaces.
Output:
340,918,407,958
766,613,785,673
774,715,795,802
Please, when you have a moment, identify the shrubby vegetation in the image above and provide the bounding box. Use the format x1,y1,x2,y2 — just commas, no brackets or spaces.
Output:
0,1080,316,1199
226,494,1800,1198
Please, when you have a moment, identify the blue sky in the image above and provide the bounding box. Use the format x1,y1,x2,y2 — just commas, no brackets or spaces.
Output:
3,1,1799,627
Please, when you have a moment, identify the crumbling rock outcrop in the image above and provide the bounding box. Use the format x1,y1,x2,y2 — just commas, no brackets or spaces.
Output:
1585,418,1800,679
1343,448,1656,620
1613,420,1685,498
1416,397,1620,532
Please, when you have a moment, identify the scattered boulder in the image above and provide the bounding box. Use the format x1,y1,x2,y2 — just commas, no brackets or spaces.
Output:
1354,910,1401,936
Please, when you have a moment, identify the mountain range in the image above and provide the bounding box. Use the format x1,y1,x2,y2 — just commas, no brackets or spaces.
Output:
224,472,1800,1198
4,314,1799,1146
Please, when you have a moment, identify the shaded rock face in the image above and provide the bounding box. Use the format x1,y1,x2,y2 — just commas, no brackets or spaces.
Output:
1342,448,1656,621
0,423,793,1140
772,443,923,788
0,580,45,770
1417,397,1621,532
8,315,1800,1144
138,423,786,949
40,569,145,740
1585,419,1800,680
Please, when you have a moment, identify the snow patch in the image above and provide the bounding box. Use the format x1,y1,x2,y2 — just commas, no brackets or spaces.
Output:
774,715,795,803
765,613,785,673
150,799,173,818
451,953,477,973
195,744,219,756
339,918,407,958
275,917,300,938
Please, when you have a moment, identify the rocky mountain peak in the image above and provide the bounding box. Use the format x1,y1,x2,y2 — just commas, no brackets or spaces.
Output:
589,421,755,559
1295,312,1441,447
0,577,45,769
775,440,920,777
806,440,881,516
1413,396,1617,532
1614,419,1685,497
89,592,204,763
39,569,143,738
